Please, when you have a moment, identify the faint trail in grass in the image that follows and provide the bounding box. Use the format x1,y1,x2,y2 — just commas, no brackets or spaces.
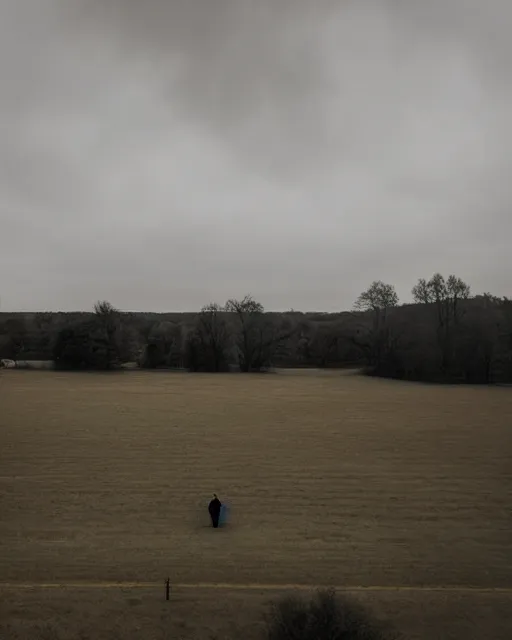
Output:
1,582,511,593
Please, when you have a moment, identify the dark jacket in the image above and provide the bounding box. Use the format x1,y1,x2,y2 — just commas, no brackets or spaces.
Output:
208,497,222,516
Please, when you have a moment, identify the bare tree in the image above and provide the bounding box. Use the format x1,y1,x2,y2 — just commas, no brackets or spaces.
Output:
412,273,470,321
224,295,264,372
445,275,471,324
354,281,399,313
224,295,295,371
351,282,399,373
412,273,471,374
94,300,118,316
93,300,122,367
194,302,230,372
410,278,433,304
225,294,264,316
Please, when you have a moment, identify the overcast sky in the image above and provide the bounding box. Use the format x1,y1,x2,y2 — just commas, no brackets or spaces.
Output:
0,0,510,312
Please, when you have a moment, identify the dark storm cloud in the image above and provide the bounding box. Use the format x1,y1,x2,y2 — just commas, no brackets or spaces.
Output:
0,0,510,311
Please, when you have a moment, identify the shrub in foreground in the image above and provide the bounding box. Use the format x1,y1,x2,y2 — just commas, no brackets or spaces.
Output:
265,589,400,640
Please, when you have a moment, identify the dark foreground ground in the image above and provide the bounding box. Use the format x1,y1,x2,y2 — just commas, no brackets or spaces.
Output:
2,586,512,640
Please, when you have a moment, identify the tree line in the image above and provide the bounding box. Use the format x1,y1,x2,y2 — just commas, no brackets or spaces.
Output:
351,275,511,383
1,273,511,383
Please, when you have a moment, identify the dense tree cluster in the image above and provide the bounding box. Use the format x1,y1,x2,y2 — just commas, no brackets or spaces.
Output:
349,275,511,383
1,274,511,383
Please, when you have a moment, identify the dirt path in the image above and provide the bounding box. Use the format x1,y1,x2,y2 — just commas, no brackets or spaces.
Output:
1,581,511,593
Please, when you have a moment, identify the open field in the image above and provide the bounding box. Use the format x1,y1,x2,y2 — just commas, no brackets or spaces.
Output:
1,369,512,638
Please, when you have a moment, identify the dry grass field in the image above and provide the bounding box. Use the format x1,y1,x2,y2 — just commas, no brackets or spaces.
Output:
1,369,511,639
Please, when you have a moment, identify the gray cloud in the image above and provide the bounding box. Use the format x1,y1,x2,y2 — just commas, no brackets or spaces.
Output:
0,0,510,312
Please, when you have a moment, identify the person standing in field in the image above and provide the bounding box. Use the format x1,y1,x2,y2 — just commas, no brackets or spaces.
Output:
208,494,222,529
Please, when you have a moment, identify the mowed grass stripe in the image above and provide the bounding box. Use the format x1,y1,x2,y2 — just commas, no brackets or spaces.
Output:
1,582,512,593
